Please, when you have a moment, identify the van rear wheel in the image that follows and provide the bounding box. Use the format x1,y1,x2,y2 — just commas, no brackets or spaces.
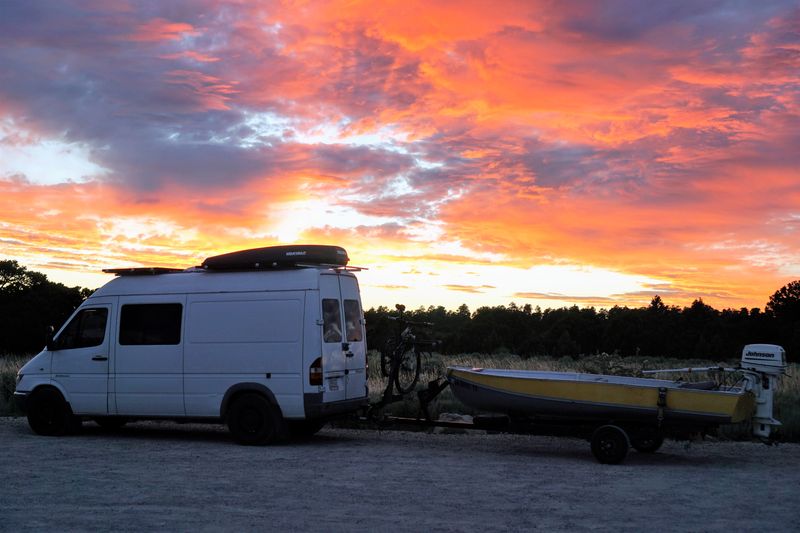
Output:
227,393,284,445
27,388,73,436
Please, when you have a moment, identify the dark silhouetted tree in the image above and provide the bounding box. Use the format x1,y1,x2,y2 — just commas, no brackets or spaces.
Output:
0,261,90,354
766,280,800,321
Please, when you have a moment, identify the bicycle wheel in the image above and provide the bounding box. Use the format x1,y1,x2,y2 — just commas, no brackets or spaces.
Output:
380,338,397,378
394,345,421,393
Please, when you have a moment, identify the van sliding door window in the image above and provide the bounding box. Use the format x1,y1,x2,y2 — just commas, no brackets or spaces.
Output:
119,304,182,345
55,308,108,349
343,300,362,342
322,298,342,343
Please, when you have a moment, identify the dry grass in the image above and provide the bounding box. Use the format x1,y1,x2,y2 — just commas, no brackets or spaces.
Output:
0,354,30,416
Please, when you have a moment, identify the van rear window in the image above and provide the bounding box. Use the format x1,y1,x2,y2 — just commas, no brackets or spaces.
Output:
119,304,182,345
344,299,362,342
322,299,342,343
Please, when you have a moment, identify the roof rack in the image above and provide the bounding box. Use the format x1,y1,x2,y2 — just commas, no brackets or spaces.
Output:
103,246,361,276
103,267,185,276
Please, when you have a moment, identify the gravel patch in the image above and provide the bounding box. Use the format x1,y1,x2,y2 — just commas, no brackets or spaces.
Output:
2,417,799,531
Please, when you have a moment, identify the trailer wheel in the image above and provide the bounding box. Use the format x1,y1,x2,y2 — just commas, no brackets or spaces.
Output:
591,425,630,464
27,387,73,436
227,393,284,445
630,427,664,453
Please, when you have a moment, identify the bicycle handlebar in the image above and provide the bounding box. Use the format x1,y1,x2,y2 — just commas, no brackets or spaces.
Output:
387,315,433,327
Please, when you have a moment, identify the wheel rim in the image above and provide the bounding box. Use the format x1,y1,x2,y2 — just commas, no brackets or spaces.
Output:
592,426,629,464
395,348,420,392
239,407,265,435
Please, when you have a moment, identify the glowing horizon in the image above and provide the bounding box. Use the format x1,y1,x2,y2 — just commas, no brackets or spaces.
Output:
1,1,798,312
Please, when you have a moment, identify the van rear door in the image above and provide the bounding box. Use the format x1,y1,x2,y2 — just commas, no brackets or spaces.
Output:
319,273,346,403
339,274,367,401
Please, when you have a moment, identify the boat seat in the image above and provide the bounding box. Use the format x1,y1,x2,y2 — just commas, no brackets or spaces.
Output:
678,380,718,390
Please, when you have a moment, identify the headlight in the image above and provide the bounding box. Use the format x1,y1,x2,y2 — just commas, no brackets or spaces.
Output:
15,373,23,385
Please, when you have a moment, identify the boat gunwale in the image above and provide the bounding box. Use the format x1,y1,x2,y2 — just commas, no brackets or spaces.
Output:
446,366,747,396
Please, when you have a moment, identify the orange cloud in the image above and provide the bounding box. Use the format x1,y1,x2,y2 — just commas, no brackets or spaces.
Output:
125,18,198,42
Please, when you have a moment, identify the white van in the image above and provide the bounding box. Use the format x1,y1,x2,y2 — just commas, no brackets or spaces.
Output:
14,245,369,444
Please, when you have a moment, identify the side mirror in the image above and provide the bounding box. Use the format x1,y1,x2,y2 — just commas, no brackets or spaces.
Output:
45,325,56,351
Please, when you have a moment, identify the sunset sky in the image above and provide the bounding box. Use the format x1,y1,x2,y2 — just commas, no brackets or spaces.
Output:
1,0,798,311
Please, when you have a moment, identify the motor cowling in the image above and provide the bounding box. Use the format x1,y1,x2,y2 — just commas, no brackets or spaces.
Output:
740,344,786,440
741,344,786,375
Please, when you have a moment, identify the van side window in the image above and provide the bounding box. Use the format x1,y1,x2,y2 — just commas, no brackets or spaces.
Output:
55,308,108,349
120,304,182,345
322,299,342,343
343,299,362,342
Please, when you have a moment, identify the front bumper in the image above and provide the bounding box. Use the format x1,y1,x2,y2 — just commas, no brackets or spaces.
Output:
13,391,29,414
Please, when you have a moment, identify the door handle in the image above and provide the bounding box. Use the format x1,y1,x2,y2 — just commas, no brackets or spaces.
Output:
91,355,108,361
345,351,354,358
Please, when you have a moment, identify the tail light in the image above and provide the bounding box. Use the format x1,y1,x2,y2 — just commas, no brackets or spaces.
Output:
310,357,323,386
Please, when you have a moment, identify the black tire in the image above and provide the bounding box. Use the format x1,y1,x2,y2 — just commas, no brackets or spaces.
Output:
591,425,630,464
93,417,128,430
27,388,73,436
394,346,421,394
227,393,284,445
630,427,664,453
380,339,397,378
287,419,326,440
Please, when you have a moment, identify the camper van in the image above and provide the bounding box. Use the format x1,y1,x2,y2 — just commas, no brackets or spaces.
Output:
14,245,369,445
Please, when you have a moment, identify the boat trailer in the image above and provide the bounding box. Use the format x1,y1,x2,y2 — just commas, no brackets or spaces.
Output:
362,344,787,465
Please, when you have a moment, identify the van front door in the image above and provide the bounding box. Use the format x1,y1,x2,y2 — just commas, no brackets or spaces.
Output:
50,303,113,415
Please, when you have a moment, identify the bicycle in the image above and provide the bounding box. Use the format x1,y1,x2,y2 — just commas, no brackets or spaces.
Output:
380,304,437,396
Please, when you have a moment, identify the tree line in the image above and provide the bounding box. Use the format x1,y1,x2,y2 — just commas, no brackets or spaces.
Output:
1,259,798,361
366,286,800,362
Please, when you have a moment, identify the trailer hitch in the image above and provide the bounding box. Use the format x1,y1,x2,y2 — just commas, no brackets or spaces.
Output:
417,378,450,422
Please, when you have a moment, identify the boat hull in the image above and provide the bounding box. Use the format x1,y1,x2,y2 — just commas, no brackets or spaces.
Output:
447,367,755,426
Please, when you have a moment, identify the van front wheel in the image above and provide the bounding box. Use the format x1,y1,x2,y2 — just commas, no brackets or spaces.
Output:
27,388,73,436
227,393,284,445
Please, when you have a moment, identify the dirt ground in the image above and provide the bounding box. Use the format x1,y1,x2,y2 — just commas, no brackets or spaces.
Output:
1,417,799,532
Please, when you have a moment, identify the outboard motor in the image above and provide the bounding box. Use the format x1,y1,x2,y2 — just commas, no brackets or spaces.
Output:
740,344,787,440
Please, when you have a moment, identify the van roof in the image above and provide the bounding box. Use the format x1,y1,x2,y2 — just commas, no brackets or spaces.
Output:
91,267,352,298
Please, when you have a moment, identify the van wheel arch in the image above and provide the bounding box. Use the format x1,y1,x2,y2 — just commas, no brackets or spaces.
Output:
220,383,282,420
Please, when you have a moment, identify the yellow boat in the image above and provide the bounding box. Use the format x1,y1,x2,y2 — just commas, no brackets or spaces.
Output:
446,367,755,426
